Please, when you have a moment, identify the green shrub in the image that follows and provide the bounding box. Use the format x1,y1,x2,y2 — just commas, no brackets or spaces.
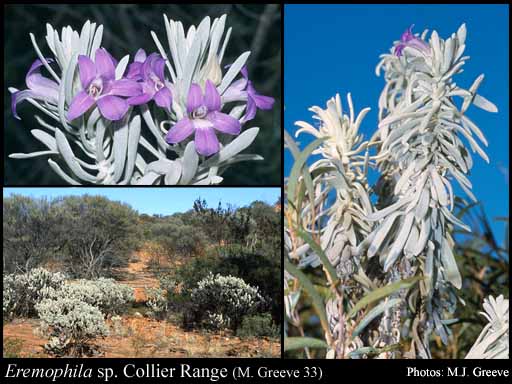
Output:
236,314,279,339
3,337,24,358
145,287,168,319
159,245,280,321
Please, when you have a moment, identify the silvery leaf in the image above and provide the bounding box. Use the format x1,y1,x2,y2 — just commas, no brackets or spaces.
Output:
145,159,176,175
141,105,169,150
112,118,129,182
115,55,130,80
79,20,91,55
181,35,202,97
136,171,161,185
218,51,250,94
57,53,77,133
90,25,103,60
164,161,182,185
121,115,141,184
367,195,413,222
151,30,176,82
203,127,259,166
10,150,58,159
207,14,226,63
384,213,414,271
30,33,60,83
441,237,462,289
368,211,402,258
431,170,448,207
55,129,96,183
457,23,467,46
31,129,57,151
179,141,199,184
219,27,232,64
48,159,80,185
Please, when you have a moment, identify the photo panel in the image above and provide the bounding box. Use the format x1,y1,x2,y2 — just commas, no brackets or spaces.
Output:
284,4,509,360
5,4,281,186
3,187,282,358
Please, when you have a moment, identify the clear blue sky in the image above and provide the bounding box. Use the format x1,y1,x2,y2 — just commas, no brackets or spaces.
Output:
3,188,281,215
285,4,509,239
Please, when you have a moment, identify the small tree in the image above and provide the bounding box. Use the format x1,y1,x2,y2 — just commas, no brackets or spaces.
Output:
55,195,140,278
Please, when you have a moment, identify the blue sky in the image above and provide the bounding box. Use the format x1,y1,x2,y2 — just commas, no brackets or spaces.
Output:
285,4,509,239
3,188,281,215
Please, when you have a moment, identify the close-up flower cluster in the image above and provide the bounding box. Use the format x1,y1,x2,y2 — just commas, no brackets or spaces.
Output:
7,7,278,185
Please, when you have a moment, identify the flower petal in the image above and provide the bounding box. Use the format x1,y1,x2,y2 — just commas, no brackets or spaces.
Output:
187,83,203,113
204,79,221,111
94,48,116,79
152,57,166,81
194,126,219,156
134,48,147,63
154,87,172,110
126,62,143,80
240,66,249,79
26,75,60,103
243,96,257,123
166,118,194,144
25,59,49,83
208,111,241,135
97,95,129,121
110,79,142,97
67,90,95,120
253,93,275,110
25,59,59,94
142,53,160,79
401,25,415,42
127,93,153,106
77,55,96,88
222,78,248,103
105,49,118,68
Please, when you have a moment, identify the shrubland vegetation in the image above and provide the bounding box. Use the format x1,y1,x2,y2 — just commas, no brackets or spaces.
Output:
3,194,281,357
3,195,139,278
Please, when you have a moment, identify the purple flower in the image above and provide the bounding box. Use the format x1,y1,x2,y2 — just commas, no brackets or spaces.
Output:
67,48,141,121
241,67,275,122
126,49,172,111
11,59,59,120
394,25,431,57
126,48,147,81
165,80,241,157
222,66,275,123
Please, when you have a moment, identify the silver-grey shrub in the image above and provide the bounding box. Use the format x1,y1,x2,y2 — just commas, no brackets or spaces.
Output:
54,278,134,316
3,268,66,318
191,272,263,329
35,296,108,356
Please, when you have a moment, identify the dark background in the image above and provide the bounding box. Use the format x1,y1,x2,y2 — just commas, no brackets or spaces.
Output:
4,4,281,185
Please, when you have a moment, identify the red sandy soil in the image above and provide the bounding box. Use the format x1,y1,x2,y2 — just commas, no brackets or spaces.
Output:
4,317,278,358
117,249,162,302
3,249,280,358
